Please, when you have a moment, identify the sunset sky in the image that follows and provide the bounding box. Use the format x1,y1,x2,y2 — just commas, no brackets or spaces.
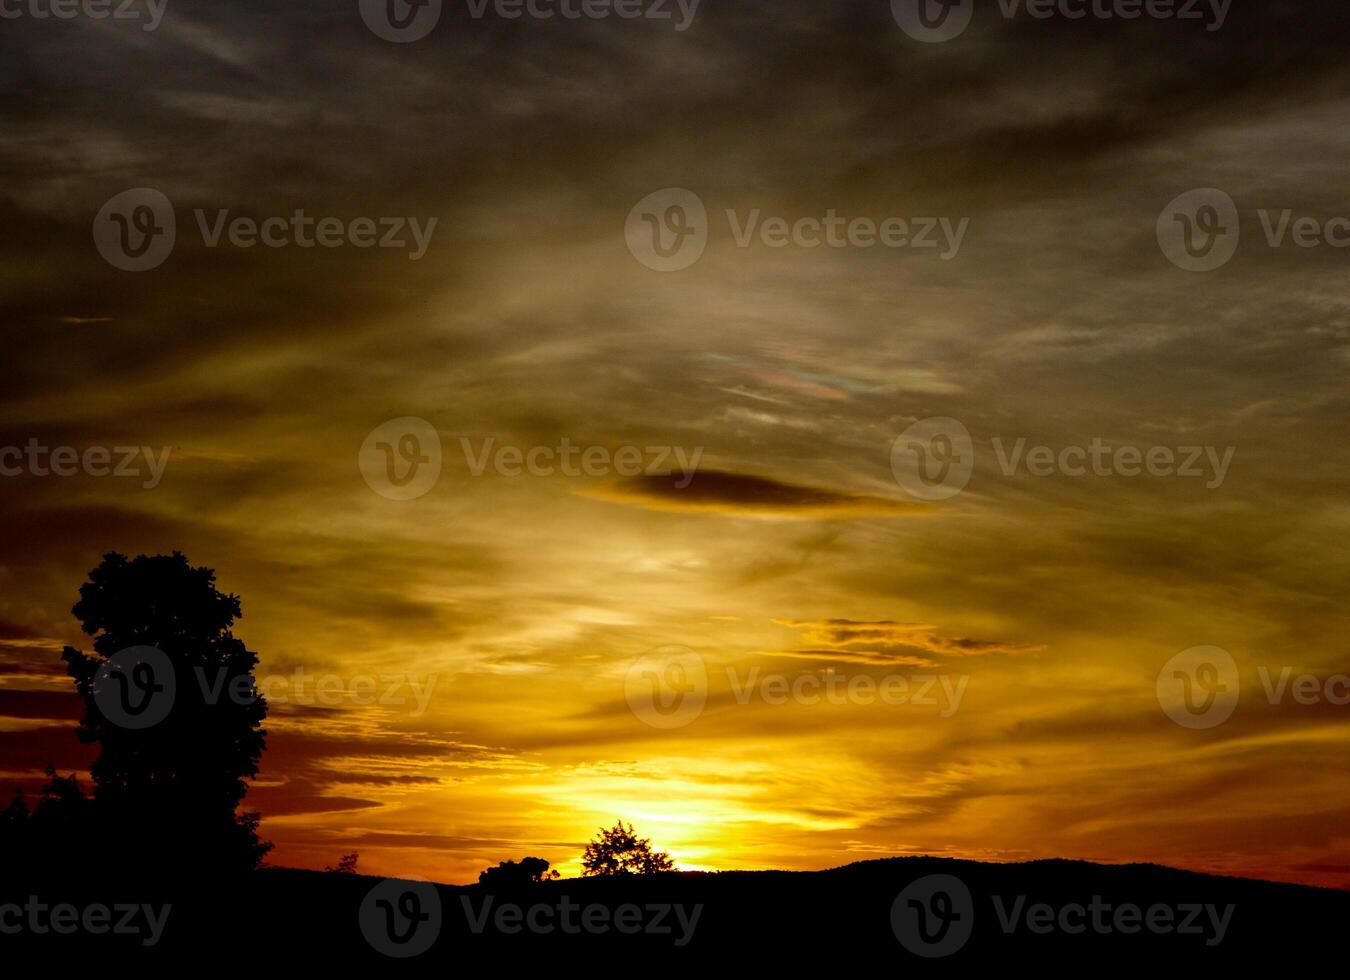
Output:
2,1,1348,889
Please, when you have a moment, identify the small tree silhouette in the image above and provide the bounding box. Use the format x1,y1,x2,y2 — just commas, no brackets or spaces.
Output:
326,852,360,874
581,821,675,876
479,856,560,887
61,551,271,876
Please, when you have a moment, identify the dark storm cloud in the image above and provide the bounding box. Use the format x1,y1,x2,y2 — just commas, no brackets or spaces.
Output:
587,469,926,517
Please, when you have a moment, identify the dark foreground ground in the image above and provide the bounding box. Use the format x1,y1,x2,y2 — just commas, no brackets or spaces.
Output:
4,856,1344,968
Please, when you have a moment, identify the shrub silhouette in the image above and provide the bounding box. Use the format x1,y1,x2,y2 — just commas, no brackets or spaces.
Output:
326,852,360,874
479,856,560,887
57,551,271,878
581,821,675,876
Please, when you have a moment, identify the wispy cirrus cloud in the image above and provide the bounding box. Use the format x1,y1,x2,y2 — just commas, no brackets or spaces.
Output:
761,647,939,668
776,619,1043,661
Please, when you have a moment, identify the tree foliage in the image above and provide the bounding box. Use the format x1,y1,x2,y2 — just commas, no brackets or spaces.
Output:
34,551,273,878
326,852,360,874
581,821,675,876
479,856,560,887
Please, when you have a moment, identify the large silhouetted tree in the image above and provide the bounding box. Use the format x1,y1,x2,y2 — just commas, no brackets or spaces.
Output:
581,821,675,876
61,551,270,876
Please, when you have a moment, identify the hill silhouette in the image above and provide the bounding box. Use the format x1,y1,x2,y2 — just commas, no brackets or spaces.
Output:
4,553,1342,966
3,855,1343,967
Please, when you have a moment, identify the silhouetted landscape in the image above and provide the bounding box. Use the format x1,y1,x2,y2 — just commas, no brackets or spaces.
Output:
5,855,1347,965
4,551,1343,963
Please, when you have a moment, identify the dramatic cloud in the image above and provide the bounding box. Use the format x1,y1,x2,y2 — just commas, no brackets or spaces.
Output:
586,471,928,518
1,0,1347,886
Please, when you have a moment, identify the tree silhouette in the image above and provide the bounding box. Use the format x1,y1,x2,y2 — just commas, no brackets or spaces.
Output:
325,852,360,874
60,551,271,877
581,821,675,876
479,856,560,887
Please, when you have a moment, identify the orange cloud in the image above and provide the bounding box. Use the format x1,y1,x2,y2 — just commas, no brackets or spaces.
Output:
776,619,1043,661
